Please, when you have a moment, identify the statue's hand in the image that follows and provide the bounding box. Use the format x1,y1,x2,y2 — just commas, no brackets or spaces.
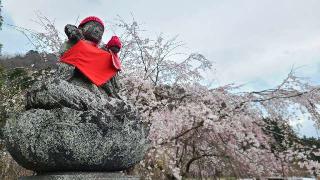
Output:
109,46,120,53
64,24,84,42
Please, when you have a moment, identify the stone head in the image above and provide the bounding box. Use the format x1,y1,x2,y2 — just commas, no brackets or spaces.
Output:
78,16,105,44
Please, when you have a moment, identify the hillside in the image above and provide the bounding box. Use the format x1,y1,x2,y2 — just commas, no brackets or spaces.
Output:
0,50,57,70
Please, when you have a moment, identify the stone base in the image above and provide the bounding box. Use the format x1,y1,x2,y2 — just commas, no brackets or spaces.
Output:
19,172,139,180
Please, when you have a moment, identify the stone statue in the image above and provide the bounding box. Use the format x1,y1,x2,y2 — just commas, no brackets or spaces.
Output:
62,16,122,99
3,16,149,179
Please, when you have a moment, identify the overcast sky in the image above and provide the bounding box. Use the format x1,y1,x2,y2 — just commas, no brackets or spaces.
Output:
1,0,320,137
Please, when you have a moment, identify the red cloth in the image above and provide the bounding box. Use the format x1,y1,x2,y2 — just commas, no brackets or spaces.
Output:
60,40,120,86
110,51,121,70
106,36,122,49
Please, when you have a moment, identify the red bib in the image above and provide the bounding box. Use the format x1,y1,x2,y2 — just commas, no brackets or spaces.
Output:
60,40,121,86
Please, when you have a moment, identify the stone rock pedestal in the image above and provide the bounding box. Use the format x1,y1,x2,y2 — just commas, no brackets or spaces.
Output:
20,172,139,180
4,77,149,177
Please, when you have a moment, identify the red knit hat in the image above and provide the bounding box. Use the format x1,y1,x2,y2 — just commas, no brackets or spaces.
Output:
78,16,105,29
106,36,122,49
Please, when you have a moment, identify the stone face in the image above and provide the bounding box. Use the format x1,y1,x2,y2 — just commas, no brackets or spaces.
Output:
4,77,149,172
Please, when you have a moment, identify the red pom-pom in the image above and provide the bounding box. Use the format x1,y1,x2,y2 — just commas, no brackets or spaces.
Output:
106,36,122,49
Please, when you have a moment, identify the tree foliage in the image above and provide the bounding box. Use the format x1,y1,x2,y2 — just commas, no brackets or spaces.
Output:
115,19,320,178
0,0,3,54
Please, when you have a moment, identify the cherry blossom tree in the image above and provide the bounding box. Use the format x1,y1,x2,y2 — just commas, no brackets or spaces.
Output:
114,18,320,178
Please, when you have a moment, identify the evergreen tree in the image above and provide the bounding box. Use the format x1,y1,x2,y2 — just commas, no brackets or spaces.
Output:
0,0,2,28
0,0,3,54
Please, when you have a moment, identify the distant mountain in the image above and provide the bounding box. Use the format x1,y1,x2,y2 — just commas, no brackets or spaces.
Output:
0,50,58,70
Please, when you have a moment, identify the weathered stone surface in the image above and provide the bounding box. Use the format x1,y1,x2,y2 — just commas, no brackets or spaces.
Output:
4,77,149,172
20,172,139,180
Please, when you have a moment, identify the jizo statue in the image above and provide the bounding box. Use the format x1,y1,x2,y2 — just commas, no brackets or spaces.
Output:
60,16,122,98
